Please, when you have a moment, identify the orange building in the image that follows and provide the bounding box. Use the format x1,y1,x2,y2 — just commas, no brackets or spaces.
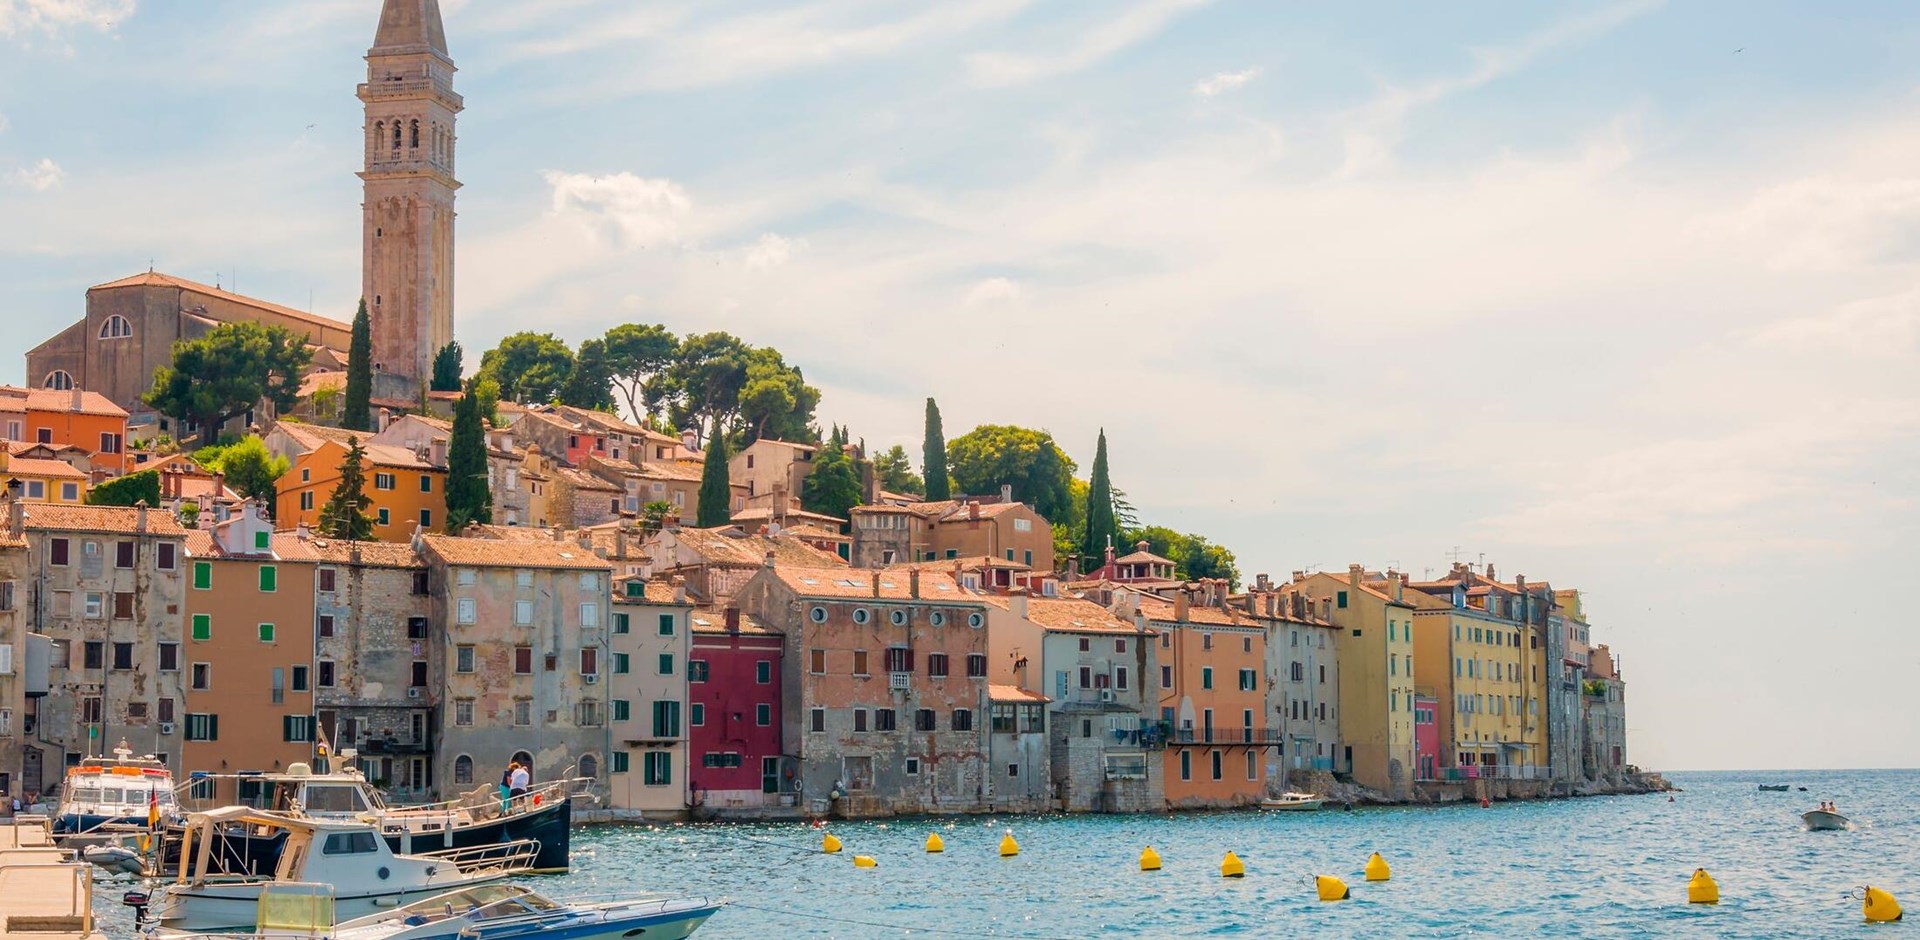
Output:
2,386,130,477
181,503,318,800
277,438,447,542
1138,584,1275,808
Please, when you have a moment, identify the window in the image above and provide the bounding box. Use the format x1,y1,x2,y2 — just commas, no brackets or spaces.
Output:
612,612,630,634
191,663,210,690
514,646,533,674
611,752,630,774
514,600,533,625
284,715,312,742
258,622,275,643
457,598,477,625
756,660,772,684
809,708,826,733
852,650,869,676
59,482,78,501
514,700,532,726
651,700,681,737
852,608,870,625
419,474,433,493
83,592,103,619
809,649,826,674
1180,751,1191,781
291,665,309,691
656,652,673,675
99,315,133,339
43,370,73,390
643,752,673,786
419,509,432,528
613,652,630,675
299,491,314,511
809,606,827,623
580,602,600,628
758,703,774,726
951,708,974,732
1239,668,1257,691
614,699,631,722
853,708,869,733
456,645,475,673
1161,665,1172,688
967,653,987,678
111,642,132,670
1246,750,1258,781
157,542,176,571
1201,667,1214,690
1116,666,1129,690
317,568,337,593
968,612,984,628
112,591,133,619
657,613,675,636
258,565,276,592
114,541,135,568
185,713,218,741
158,643,178,671
914,708,936,731
689,659,709,682
374,472,395,490
377,508,390,526
1337,591,1348,609
83,641,103,669
927,653,949,678
453,755,474,784
1211,750,1223,781
318,660,335,687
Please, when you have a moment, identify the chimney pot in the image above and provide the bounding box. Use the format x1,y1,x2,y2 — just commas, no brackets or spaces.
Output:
1348,563,1364,587
763,550,776,568
871,570,882,597
725,606,740,631
999,484,1012,504
1173,588,1190,622
909,569,921,599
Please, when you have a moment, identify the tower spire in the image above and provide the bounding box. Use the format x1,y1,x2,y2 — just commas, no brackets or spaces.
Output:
373,0,448,57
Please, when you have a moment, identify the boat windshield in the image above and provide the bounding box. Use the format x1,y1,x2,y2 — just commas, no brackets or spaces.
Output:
394,885,535,917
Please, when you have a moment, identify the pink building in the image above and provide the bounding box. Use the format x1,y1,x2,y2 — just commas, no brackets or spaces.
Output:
687,606,787,815
1414,694,1439,781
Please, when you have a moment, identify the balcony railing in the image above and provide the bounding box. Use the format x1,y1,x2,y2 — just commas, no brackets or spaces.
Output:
1420,765,1548,782
1163,726,1284,746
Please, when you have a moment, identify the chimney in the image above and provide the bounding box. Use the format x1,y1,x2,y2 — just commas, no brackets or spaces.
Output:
763,550,775,568
725,606,741,632
870,570,882,598
614,527,628,559
1244,593,1257,616
681,429,698,453
1485,563,1496,582
968,500,980,521
1173,588,1190,622
999,484,1012,504
378,408,392,432
1347,563,1363,588
430,438,447,468
296,521,311,541
671,574,686,604
71,384,82,411
909,569,921,599
1010,586,1029,621
210,472,225,499
1515,574,1527,591
1290,570,1305,583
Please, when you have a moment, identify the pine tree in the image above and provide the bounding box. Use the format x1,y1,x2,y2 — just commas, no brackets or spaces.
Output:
922,397,949,501
802,425,863,522
696,423,732,527
1080,429,1120,573
430,341,464,393
317,436,376,540
444,391,492,532
342,300,373,431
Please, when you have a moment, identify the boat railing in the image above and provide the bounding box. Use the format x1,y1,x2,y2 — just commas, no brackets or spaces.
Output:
0,860,96,934
415,837,542,874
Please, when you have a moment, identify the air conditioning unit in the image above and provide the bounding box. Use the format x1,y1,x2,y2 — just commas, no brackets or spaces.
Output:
158,722,176,735
1098,689,1117,703
584,674,599,685
888,673,911,691
406,687,423,699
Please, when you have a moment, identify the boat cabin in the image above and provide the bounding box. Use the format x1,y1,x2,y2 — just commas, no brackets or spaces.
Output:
176,808,427,888
185,762,389,818
52,744,179,834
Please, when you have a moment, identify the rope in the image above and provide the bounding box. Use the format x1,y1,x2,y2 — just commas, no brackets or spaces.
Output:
727,901,1093,939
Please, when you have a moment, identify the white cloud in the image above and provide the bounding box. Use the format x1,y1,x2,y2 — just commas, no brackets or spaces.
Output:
964,277,1021,305
968,0,1210,87
8,157,65,191
0,0,134,37
742,233,798,270
541,170,691,247
1194,66,1259,98
1752,287,1920,357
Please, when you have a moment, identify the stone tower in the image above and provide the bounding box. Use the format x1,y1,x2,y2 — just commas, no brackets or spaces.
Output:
359,0,459,393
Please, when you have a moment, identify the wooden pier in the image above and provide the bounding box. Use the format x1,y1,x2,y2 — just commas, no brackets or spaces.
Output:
0,820,105,939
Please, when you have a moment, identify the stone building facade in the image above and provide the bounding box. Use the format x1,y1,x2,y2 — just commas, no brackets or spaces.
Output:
1251,589,1342,786
310,538,435,799
0,513,33,805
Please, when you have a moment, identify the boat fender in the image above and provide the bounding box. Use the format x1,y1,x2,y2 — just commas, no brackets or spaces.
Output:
1864,885,1903,923
853,855,877,868
1316,875,1350,901
999,831,1019,857
1365,852,1391,882
378,866,391,880
822,833,843,854
925,833,944,853
425,866,438,877
1139,846,1161,872
1687,868,1718,905
1220,852,1245,879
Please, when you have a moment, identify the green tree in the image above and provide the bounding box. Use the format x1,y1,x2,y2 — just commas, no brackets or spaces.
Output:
430,341,464,393
557,337,617,411
873,444,923,496
317,436,376,540
445,391,492,532
1124,525,1241,590
1079,430,1121,573
639,500,675,535
343,300,373,431
145,321,313,448
201,435,289,508
922,398,949,501
477,332,575,404
945,424,1077,524
602,323,678,420
86,470,161,508
655,333,819,445
802,426,864,522
469,376,501,425
696,424,733,527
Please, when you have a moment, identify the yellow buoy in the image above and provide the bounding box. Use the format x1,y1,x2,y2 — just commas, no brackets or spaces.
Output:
925,833,945,853
1140,846,1162,872
1687,868,1718,905
999,831,1019,857
822,833,843,854
853,855,877,868
1317,875,1350,901
1220,851,1246,878
1365,852,1390,882
1864,885,1903,923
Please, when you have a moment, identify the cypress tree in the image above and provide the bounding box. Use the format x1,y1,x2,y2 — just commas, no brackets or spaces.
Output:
430,341,464,393
444,390,492,532
696,424,733,527
1080,429,1120,573
922,397,949,501
342,299,373,431
317,436,376,540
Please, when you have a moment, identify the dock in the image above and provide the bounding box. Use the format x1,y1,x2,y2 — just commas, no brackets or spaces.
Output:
0,820,105,939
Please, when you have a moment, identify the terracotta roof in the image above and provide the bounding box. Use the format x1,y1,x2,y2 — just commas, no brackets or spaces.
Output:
730,506,846,526
19,503,188,536
615,578,689,605
274,421,368,452
296,371,346,399
689,607,777,636
748,439,817,454
419,534,612,571
458,523,569,543
765,565,979,603
183,528,321,561
89,271,350,335
552,466,620,493
23,388,128,418
1135,594,1262,628
890,556,1028,573
779,523,850,542
663,526,847,568
365,443,434,470
548,405,648,437
988,684,1050,704
4,457,89,479
1112,548,1176,566
301,538,424,568
982,595,1149,635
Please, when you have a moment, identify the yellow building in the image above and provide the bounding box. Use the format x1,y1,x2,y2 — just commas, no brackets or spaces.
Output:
0,449,89,504
276,439,446,542
1408,569,1547,779
1284,566,1416,799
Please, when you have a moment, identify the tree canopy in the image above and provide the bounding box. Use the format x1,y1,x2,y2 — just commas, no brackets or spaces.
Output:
477,332,575,404
145,321,313,447
922,398,949,502
802,426,864,522
317,436,376,540
873,444,923,496
602,323,678,421
445,390,492,532
430,341,464,393
1126,525,1242,590
198,435,288,509
343,300,372,431
557,337,617,411
652,332,819,445
945,424,1077,524
86,470,160,508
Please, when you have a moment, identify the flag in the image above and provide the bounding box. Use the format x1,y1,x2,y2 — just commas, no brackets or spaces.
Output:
147,789,159,830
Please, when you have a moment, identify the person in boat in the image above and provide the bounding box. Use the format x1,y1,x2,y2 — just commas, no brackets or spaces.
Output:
509,761,531,800
498,762,515,812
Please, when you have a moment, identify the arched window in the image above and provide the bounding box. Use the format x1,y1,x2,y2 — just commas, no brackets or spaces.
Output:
43,370,73,390
409,119,419,149
392,121,401,149
453,754,473,785
98,315,132,339
578,754,598,779
374,121,384,151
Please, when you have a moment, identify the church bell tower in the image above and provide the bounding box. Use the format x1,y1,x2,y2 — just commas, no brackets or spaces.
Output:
359,0,459,394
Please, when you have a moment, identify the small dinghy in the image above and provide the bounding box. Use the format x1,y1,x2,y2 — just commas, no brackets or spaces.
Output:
1802,807,1850,831
1757,785,1789,792
1260,792,1326,811
83,843,150,876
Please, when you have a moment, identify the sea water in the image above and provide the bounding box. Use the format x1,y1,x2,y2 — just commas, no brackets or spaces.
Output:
94,769,1916,937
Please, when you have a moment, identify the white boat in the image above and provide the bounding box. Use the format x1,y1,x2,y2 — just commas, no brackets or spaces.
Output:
1802,808,1850,831
1260,792,1326,811
147,807,539,932
50,742,180,842
150,882,722,940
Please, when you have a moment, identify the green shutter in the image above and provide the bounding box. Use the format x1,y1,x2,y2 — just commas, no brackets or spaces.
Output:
612,752,629,774
258,623,274,643
657,614,674,636
254,530,269,550
193,562,211,590
612,613,629,634
191,614,211,641
613,700,629,721
258,565,276,592
658,653,673,675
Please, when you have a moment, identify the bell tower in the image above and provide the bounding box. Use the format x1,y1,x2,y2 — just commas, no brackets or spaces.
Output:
358,0,459,393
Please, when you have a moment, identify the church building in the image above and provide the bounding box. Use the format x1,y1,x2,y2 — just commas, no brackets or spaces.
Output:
23,0,460,434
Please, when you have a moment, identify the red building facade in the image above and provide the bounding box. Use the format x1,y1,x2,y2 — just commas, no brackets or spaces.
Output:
687,607,787,812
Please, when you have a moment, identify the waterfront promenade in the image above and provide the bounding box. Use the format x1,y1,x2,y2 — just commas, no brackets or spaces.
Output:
0,821,103,940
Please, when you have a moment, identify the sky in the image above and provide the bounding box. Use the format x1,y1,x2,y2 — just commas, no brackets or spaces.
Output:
2,0,1917,773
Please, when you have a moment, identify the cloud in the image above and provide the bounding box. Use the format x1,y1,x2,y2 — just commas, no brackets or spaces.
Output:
541,170,691,247
8,158,65,191
742,233,798,270
964,277,1022,305
0,0,134,37
1751,287,1920,358
1194,66,1259,98
0,113,9,134
968,0,1210,87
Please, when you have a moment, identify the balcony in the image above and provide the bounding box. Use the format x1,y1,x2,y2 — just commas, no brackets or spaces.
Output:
355,735,431,756
1161,725,1284,747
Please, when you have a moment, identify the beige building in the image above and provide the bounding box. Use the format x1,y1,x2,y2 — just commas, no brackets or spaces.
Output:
639,525,846,605
730,439,816,504
605,576,694,817
851,492,1055,575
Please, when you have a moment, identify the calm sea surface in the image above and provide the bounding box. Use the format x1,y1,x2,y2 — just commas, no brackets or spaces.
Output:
96,769,1916,937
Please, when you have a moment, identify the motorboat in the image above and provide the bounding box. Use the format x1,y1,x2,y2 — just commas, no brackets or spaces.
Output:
167,756,580,874
149,883,722,940
1260,792,1326,811
1757,785,1789,792
145,807,539,932
1802,807,1850,831
50,742,180,842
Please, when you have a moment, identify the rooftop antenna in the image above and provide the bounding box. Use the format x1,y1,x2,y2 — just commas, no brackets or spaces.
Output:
1445,546,1466,564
